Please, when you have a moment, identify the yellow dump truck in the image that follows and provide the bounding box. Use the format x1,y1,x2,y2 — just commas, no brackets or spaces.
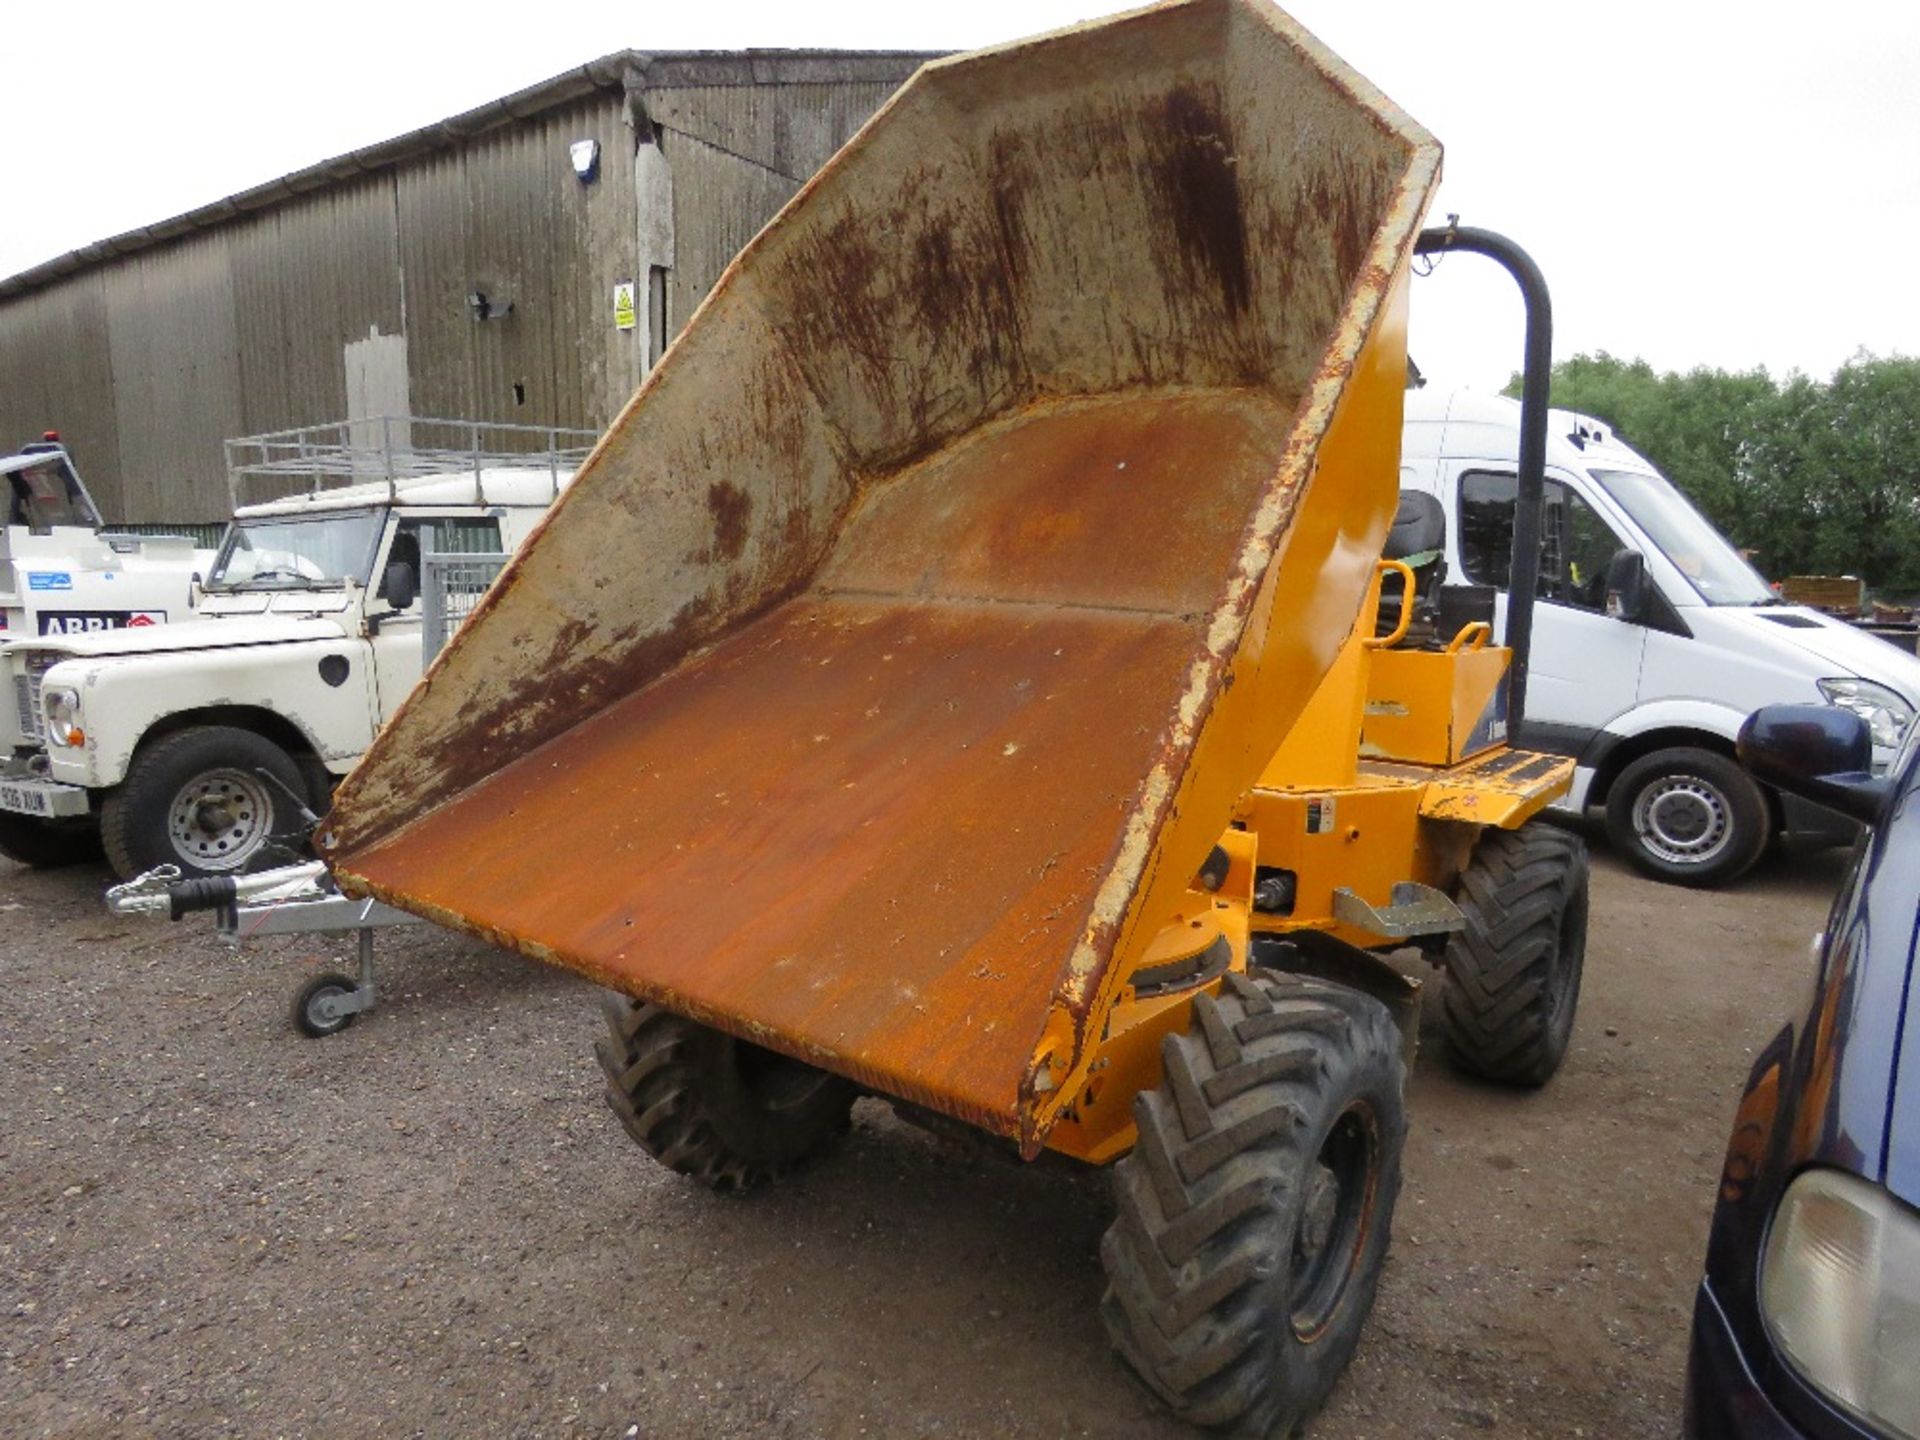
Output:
283,2,1586,1432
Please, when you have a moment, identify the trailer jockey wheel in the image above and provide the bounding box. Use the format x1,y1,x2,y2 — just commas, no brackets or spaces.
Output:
293,972,360,1037
596,998,857,1194
1100,972,1405,1438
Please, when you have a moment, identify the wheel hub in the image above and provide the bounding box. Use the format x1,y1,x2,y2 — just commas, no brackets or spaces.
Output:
1290,1102,1378,1341
310,991,346,1024
167,769,274,870
1299,1162,1340,1257
1634,776,1731,866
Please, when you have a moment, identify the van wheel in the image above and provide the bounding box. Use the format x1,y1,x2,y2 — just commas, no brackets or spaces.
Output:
101,726,310,881
1604,746,1768,887
0,813,102,869
1100,973,1404,1438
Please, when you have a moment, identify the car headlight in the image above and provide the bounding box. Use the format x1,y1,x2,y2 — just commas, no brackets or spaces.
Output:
1818,677,1915,751
42,686,82,747
1761,1168,1920,1437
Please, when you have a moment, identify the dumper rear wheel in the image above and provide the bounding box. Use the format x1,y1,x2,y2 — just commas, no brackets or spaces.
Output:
596,998,856,1194
1100,972,1404,1439
1440,822,1588,1087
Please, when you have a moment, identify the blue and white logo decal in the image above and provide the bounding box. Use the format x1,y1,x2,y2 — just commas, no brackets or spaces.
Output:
26,571,73,592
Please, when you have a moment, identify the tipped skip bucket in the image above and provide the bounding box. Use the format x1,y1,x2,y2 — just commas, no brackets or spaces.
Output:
321,0,1440,1154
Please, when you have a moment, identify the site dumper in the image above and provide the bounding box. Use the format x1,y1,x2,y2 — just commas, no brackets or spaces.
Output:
307,2,1586,1432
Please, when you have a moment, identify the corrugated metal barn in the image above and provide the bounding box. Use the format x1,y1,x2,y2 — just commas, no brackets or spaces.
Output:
0,50,932,526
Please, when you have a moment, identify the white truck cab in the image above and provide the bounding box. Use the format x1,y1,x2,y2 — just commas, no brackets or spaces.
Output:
0,419,593,877
1400,388,1920,885
0,438,210,639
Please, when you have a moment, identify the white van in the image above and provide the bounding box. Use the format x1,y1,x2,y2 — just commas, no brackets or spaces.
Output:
1400,387,1920,886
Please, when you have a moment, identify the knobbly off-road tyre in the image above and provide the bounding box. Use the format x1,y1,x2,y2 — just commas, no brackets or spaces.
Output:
1100,972,1405,1439
596,997,857,1194
1440,821,1589,1087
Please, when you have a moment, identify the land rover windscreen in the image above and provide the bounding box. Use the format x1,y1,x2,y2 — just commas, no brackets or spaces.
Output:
205,509,383,590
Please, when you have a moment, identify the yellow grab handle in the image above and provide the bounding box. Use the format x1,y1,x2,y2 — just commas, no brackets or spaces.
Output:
1446,620,1493,653
1361,559,1417,649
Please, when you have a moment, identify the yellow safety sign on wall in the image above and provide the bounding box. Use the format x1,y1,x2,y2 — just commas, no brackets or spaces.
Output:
613,282,637,332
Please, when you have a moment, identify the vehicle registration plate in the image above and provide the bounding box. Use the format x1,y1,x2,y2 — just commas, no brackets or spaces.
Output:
0,782,54,816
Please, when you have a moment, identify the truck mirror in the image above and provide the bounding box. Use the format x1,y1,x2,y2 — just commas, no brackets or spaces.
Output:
1603,548,1649,623
384,560,418,611
1736,703,1892,826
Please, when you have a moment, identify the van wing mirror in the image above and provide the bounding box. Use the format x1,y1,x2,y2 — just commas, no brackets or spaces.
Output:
1603,548,1650,623
1736,703,1892,826
384,559,418,611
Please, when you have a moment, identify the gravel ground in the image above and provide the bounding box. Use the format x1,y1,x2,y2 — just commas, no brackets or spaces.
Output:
1,832,1848,1439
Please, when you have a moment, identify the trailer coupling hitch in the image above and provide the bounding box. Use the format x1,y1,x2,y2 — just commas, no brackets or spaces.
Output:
105,864,186,917
105,860,334,921
104,864,241,921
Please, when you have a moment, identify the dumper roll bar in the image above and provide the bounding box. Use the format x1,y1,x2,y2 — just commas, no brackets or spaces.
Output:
1413,222,1551,734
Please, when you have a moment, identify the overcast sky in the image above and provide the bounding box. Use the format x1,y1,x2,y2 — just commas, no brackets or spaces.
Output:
7,1,1915,390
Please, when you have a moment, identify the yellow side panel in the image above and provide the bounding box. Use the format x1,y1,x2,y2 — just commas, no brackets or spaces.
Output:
1361,645,1509,766
1239,780,1424,940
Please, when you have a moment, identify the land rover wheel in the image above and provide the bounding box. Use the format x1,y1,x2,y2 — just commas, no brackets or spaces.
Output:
1604,746,1769,888
101,726,310,881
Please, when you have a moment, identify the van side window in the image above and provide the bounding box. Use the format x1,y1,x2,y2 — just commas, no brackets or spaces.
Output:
1458,471,1622,613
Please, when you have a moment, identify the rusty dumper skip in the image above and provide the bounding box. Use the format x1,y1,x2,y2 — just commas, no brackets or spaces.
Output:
309,3,1587,1432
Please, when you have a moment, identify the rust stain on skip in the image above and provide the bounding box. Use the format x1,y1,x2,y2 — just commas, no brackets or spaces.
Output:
706,481,752,561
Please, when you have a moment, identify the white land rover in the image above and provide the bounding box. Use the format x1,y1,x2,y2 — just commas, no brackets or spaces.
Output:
0,419,592,876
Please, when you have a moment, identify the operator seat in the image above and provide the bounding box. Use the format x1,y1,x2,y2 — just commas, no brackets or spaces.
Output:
1376,490,1448,639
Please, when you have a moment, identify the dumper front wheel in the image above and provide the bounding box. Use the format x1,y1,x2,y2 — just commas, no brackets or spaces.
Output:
596,998,856,1194
1440,823,1588,1087
1100,972,1404,1439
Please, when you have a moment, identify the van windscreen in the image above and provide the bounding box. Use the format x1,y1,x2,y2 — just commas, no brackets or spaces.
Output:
1590,468,1773,606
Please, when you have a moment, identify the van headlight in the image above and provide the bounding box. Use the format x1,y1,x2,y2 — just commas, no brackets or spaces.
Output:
42,686,83,747
1761,1169,1920,1437
1818,677,1914,750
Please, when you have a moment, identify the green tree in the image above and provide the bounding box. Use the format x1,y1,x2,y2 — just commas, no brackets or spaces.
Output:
1503,352,1920,597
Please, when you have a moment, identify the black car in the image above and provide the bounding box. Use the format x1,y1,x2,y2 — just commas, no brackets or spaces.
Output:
1687,703,1920,1438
